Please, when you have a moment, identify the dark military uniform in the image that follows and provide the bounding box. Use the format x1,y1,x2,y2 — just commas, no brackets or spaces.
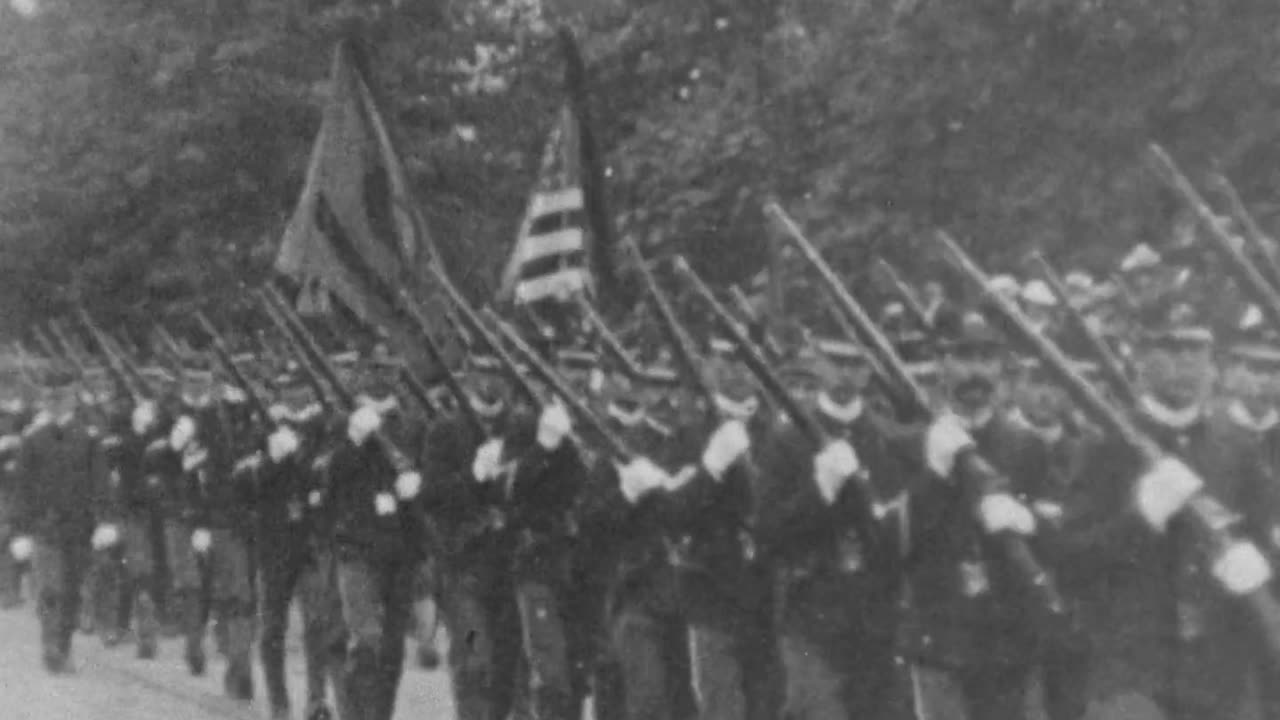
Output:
576,413,696,720
0,405,29,608
666,415,782,720
257,411,339,720
324,412,421,720
417,410,521,720
13,408,102,671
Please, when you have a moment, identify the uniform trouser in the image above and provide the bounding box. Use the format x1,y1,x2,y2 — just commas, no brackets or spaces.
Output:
335,553,415,720
1038,637,1091,720
122,516,162,653
687,618,782,720
85,544,126,638
611,607,696,720
0,495,21,606
514,579,579,720
777,630,897,720
32,536,87,665
441,566,522,720
911,662,1032,720
196,530,254,676
162,519,208,667
258,532,337,715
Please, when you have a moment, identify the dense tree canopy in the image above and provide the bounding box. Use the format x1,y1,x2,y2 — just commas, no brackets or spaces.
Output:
1,0,1279,336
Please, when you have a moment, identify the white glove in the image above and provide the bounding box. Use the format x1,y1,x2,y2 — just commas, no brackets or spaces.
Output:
131,401,157,436
91,524,120,551
9,535,32,562
1032,500,1065,524
536,401,573,450
813,440,861,505
701,420,750,480
395,471,423,500
1134,456,1203,531
471,438,505,482
268,404,290,423
618,457,670,503
0,434,21,454
1212,542,1273,595
665,465,698,492
977,493,1037,535
347,406,382,446
374,491,398,516
924,412,976,478
169,415,197,451
267,426,301,462
191,528,212,553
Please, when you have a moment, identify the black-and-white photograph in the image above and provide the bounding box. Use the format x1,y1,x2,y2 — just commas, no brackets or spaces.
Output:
1,1,1279,719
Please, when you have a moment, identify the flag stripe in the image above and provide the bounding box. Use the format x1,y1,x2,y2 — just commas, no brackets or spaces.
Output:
529,187,584,217
515,228,584,265
516,267,589,303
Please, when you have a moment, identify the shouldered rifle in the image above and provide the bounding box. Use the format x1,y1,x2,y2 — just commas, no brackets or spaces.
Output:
935,229,1280,659
766,203,1065,621
1207,171,1280,294
876,258,933,330
390,290,484,434
1029,253,1138,407
1149,145,1280,338
194,311,271,422
625,238,716,412
30,326,64,373
728,284,784,362
670,255,886,559
75,307,149,402
484,308,634,460
259,286,415,474
256,292,338,413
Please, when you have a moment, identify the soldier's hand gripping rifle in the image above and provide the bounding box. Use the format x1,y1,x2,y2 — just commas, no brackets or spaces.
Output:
1029,253,1139,407
259,286,417,476
483,309,635,461
194,311,272,423
727,284,785,362
670,255,885,561
766,203,1066,622
935,229,1280,659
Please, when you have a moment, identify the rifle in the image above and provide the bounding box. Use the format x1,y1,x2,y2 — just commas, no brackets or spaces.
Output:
256,293,338,413
259,286,415,474
75,307,149,402
876,258,933,330
194,311,272,422
766,203,1065,622
1029,253,1139,407
935,229,1280,659
1148,144,1280,336
484,309,633,460
670,255,887,559
30,326,64,375
624,238,716,413
1207,171,1280,294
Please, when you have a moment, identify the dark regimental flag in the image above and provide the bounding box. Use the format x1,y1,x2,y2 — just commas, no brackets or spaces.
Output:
274,39,459,379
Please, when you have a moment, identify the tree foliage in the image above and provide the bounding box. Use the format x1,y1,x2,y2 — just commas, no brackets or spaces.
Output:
2,0,1279,335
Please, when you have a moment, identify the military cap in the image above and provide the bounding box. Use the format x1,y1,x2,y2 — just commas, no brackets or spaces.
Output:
707,358,759,418
1120,243,1161,273
1020,279,1058,308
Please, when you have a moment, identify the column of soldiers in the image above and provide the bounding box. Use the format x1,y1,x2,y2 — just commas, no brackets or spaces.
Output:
0,229,1279,720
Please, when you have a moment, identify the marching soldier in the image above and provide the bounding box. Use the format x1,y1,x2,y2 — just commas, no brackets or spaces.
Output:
417,373,522,720
256,392,337,720
11,377,102,672
0,396,29,609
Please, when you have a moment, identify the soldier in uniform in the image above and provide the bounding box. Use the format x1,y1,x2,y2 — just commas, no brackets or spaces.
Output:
665,358,781,720
256,390,337,720
575,380,698,720
323,388,424,720
753,345,902,720
11,377,103,672
0,396,29,609
417,373,522,720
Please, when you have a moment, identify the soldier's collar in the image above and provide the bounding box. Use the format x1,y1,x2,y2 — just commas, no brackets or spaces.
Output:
1226,399,1279,433
816,392,863,425
713,393,759,421
606,401,646,428
1006,406,1064,445
1137,394,1203,431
